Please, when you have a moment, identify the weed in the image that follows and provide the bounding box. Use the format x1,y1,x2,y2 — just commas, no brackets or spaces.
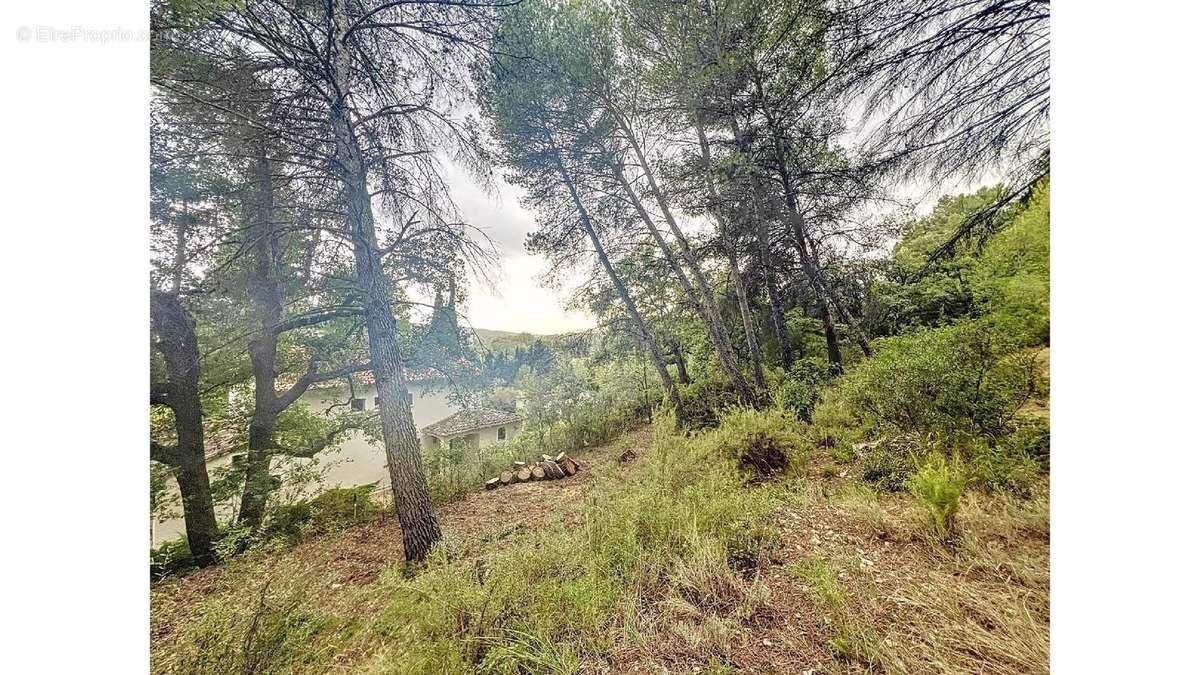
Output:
910,455,965,540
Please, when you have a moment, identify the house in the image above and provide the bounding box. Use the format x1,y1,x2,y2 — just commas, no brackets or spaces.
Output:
421,408,524,451
307,368,458,431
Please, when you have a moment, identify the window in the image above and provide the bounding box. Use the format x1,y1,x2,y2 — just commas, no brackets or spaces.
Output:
351,397,365,411
407,392,414,405
497,426,506,441
374,396,380,408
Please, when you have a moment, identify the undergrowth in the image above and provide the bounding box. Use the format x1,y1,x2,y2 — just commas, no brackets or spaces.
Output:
156,408,797,674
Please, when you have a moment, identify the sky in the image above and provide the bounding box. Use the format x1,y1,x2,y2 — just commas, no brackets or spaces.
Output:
435,158,1004,337
440,163,595,336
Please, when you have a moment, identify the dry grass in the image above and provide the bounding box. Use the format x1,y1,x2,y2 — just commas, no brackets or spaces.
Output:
151,424,1049,675
733,479,1050,675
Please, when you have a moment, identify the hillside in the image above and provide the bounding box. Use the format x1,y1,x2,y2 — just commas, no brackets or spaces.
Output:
471,327,562,351
150,418,1049,674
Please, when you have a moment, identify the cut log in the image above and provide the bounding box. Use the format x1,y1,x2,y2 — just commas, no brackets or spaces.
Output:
531,464,546,480
512,460,527,469
542,460,565,479
558,454,579,476
554,452,566,463
516,466,532,482
541,454,555,463
499,470,514,485
484,477,501,490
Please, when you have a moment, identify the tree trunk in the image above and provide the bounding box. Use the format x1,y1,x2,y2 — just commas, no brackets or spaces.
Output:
171,201,188,295
331,0,440,561
552,152,685,419
751,70,847,373
611,114,757,406
800,227,873,358
693,120,767,391
239,138,283,529
761,226,794,369
671,341,691,385
610,158,757,406
151,291,219,566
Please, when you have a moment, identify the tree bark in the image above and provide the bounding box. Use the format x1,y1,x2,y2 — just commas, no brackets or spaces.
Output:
800,227,873,358
331,0,440,561
551,151,685,418
693,120,767,391
151,291,219,566
761,223,794,369
670,340,691,385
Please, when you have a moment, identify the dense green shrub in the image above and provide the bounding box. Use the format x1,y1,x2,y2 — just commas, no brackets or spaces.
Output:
1004,416,1050,470
768,358,836,422
860,447,915,492
815,319,1040,443
965,440,1040,498
676,376,742,429
262,483,381,541
704,407,807,481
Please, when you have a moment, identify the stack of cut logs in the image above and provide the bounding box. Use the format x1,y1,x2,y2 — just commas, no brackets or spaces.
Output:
485,452,580,490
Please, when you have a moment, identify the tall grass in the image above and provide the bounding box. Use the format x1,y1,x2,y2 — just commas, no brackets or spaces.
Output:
157,408,800,674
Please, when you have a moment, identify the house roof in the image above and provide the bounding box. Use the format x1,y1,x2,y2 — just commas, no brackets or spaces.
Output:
422,408,523,438
285,367,448,391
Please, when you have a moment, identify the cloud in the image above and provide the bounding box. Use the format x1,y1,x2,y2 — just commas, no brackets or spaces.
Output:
443,158,594,335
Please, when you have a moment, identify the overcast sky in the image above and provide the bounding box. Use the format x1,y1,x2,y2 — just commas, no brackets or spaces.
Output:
440,163,595,336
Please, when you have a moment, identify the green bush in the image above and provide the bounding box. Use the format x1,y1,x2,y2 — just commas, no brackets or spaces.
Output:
965,441,1040,498
704,406,806,481
677,376,742,429
909,456,964,540
263,484,381,541
1004,416,1050,470
768,358,835,422
815,319,1041,443
859,447,914,493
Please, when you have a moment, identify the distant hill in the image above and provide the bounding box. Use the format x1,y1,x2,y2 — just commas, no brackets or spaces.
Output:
470,328,558,352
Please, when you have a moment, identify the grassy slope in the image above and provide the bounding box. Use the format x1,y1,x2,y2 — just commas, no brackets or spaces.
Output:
151,420,1048,675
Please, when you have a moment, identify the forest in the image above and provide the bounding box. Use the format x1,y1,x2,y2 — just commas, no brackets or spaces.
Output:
148,0,1050,673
